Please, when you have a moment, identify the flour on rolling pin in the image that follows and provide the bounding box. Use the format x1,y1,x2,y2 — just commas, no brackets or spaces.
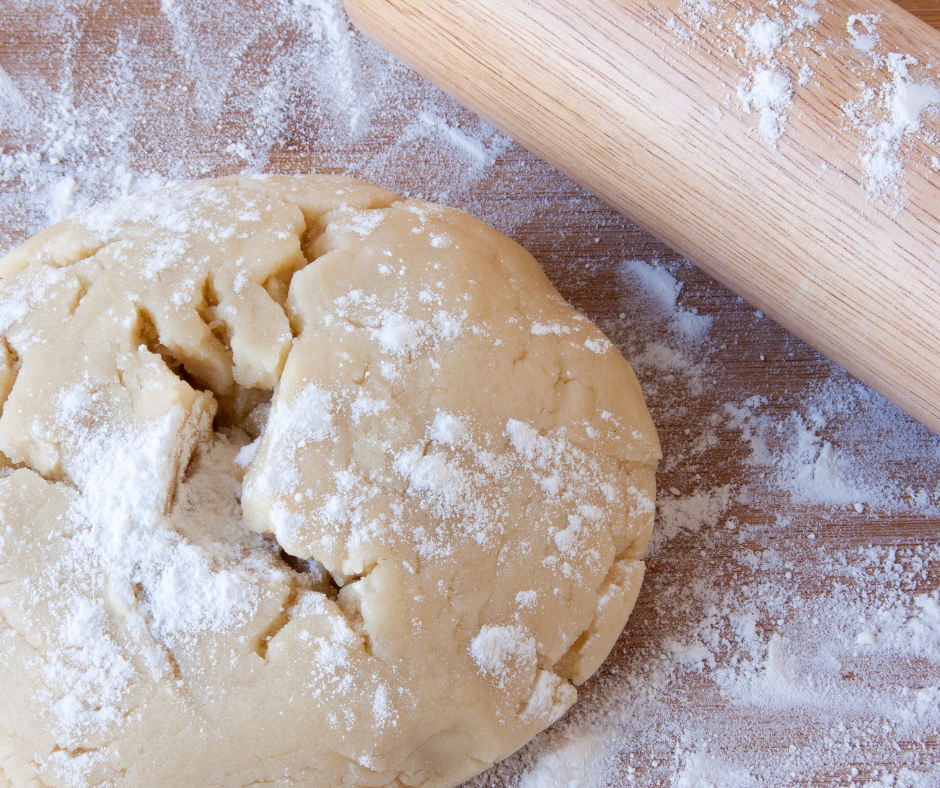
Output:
670,0,940,200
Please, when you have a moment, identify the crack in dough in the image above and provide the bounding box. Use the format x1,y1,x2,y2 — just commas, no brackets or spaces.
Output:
0,175,659,788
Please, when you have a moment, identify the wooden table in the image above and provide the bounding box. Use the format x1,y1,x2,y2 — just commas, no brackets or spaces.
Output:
1,1,938,786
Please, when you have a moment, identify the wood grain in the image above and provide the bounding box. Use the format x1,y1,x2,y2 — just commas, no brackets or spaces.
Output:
344,0,940,437
897,0,940,29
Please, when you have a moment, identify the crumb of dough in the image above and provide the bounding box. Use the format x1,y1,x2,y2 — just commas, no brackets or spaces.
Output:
0,174,659,788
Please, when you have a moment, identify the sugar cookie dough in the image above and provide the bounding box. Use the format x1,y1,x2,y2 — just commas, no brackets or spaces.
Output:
0,175,659,788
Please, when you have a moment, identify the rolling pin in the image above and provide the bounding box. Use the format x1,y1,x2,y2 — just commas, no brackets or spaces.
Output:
343,0,940,436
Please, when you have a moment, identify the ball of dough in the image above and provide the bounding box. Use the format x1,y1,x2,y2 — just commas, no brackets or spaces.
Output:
0,175,659,788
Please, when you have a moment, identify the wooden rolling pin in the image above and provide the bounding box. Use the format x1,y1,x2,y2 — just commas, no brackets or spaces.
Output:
344,0,940,436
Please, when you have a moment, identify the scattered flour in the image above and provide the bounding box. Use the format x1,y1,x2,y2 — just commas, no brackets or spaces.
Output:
737,68,793,149
724,392,940,514
847,14,881,53
0,0,514,253
477,254,940,788
23,410,290,747
846,51,940,194
731,2,820,148
672,0,939,202
619,259,712,343
1,1,938,787
470,625,537,688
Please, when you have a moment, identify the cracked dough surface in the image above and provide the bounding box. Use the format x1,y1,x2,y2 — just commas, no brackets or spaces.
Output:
0,175,659,788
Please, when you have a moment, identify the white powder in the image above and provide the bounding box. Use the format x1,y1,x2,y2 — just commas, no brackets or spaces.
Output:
835,12,940,197
371,310,425,354
583,337,609,354
470,251,940,788
520,670,569,723
41,597,136,747
737,68,793,149
344,209,387,237
847,13,881,53
0,265,71,340
859,54,940,192
514,730,610,788
248,383,335,499
350,391,389,423
417,111,507,167
882,55,940,138
0,0,517,255
46,176,79,224
674,0,938,201
475,538,940,787
470,624,537,688
724,388,940,515
72,420,279,627
392,412,635,566
325,265,468,374
395,448,475,519
747,19,784,57
723,3,823,148
515,590,538,609
531,322,574,336
620,259,713,342
372,683,397,728
650,484,732,555
20,382,295,749
429,410,470,446
309,616,359,692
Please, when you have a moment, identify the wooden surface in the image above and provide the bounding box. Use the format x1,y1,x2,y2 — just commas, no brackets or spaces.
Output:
904,0,940,26
345,0,940,439
0,1,939,786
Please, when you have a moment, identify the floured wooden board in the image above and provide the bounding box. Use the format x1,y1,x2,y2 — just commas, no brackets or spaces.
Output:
0,1,938,786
